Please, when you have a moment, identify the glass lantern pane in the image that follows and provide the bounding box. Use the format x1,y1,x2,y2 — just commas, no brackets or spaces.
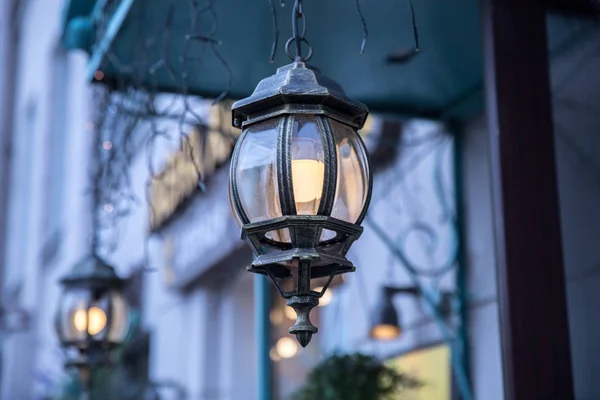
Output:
291,116,325,216
234,118,282,223
58,289,89,343
107,291,130,343
89,295,110,341
330,120,369,223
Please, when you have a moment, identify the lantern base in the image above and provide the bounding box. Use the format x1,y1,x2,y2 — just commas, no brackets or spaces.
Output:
242,215,362,278
241,215,363,346
63,342,115,371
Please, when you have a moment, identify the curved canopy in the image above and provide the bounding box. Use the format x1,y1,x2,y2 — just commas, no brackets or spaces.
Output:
62,0,590,120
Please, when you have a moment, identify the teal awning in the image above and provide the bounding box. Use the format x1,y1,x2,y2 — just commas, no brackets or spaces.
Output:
62,0,591,120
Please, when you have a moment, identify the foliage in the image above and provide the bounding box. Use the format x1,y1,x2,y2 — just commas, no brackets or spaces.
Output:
291,353,422,400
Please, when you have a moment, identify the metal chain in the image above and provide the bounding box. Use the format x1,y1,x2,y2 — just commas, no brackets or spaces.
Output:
285,0,313,61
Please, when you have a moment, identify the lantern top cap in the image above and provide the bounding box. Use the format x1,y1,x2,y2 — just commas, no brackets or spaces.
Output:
232,61,369,129
60,254,125,287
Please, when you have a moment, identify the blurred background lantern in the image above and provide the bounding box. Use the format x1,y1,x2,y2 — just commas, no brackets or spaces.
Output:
55,254,130,387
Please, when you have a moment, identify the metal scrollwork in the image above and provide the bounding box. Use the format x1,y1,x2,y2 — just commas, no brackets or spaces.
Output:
366,123,457,286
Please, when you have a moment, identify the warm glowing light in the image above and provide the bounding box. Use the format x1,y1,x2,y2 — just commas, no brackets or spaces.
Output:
270,308,283,325
315,286,333,306
104,203,114,213
73,306,107,336
276,337,298,359
292,159,324,203
102,141,113,150
269,347,281,362
284,306,296,320
371,324,401,340
94,70,104,80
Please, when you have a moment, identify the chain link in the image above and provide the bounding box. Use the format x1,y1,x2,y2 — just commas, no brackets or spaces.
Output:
285,0,313,61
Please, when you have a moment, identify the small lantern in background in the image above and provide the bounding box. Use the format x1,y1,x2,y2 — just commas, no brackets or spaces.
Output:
55,255,130,379
370,286,423,341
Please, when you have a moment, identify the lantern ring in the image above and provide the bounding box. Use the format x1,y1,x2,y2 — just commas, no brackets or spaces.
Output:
285,37,313,62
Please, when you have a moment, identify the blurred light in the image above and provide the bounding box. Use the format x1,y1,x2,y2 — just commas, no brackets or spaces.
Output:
269,347,281,362
94,70,104,81
104,203,114,213
284,306,296,320
370,324,401,341
315,286,333,306
270,308,283,325
102,141,112,150
86,121,94,131
276,337,298,359
73,306,107,336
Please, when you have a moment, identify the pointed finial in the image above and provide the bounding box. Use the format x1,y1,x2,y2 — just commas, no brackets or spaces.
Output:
295,331,313,348
287,295,319,347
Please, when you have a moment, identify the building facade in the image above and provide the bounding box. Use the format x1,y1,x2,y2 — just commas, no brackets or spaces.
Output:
1,1,600,400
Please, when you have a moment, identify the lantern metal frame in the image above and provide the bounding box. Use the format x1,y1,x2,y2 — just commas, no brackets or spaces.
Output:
230,61,373,346
55,254,128,370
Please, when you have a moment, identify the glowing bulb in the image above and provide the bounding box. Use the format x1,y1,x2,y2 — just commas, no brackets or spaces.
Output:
284,306,296,320
315,286,333,306
102,141,112,150
94,70,104,81
104,203,114,213
292,159,324,203
73,306,107,336
370,324,401,341
276,337,298,359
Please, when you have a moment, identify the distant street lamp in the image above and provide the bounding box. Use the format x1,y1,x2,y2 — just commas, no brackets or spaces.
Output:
370,285,454,342
229,1,372,348
370,286,420,340
55,255,130,387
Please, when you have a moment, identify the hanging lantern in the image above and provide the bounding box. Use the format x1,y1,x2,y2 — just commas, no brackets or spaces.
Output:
370,286,422,341
370,287,402,340
229,38,373,345
55,255,130,371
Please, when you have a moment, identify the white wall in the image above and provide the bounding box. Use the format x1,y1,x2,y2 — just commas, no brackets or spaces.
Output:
1,0,96,398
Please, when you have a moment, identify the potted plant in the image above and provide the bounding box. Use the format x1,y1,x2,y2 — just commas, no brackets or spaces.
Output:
292,353,422,400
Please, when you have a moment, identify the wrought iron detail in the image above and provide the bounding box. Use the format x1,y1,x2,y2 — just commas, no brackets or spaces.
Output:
230,60,371,346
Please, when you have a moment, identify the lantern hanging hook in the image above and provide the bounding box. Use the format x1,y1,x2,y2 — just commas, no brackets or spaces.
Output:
285,0,313,62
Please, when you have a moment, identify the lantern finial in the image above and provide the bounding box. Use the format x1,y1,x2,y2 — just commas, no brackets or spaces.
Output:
287,295,318,347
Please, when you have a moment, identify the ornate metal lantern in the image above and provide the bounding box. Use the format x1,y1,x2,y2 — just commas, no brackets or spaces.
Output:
229,59,373,346
55,255,130,372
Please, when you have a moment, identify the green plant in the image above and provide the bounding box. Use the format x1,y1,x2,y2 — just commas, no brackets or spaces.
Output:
292,353,422,400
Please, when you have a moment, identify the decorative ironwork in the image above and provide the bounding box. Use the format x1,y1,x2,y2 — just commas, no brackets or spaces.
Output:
349,121,472,400
229,57,373,346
